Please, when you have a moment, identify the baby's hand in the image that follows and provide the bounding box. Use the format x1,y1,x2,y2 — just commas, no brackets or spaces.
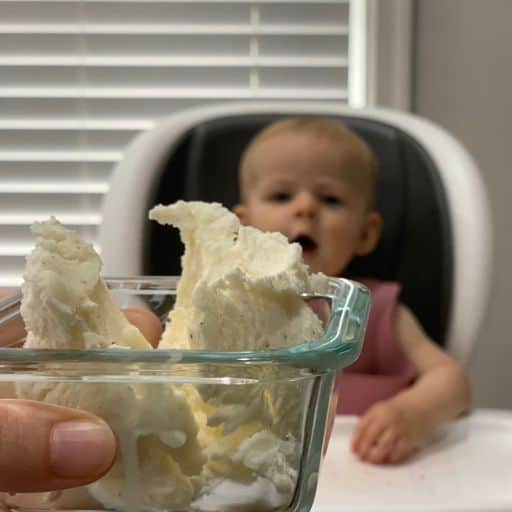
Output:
351,401,421,464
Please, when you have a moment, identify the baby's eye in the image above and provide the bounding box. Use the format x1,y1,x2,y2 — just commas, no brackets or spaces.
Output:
268,192,292,203
321,194,343,206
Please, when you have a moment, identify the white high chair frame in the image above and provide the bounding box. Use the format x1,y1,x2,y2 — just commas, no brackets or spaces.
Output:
99,101,493,367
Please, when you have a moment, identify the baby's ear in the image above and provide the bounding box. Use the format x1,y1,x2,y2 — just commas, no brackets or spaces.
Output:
233,204,248,225
355,211,382,256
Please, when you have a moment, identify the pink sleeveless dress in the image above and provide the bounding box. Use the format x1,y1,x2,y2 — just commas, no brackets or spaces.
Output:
335,278,417,415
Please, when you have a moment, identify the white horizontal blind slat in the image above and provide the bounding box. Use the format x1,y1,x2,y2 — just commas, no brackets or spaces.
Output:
0,2,348,24
0,213,102,225
0,151,122,162
0,0,356,286
1,0,347,4
0,88,349,98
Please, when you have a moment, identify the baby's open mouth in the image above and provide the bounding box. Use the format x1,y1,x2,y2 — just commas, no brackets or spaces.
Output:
292,235,318,254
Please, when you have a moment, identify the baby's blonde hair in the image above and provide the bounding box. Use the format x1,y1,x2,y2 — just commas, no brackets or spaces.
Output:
239,117,379,208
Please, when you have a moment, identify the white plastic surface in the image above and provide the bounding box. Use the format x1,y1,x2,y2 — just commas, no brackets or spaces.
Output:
313,410,512,512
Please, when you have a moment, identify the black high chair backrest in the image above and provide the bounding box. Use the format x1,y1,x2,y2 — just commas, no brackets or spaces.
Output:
99,102,492,365
145,113,451,346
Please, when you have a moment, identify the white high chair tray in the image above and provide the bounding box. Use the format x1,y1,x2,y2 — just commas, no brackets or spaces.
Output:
313,409,512,512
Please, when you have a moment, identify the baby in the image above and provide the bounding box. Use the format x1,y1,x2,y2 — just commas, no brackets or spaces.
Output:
233,117,470,464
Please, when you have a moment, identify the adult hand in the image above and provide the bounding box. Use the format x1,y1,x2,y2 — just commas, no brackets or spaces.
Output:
0,400,116,492
0,290,24,347
123,308,163,347
0,289,163,348
0,290,161,493
350,400,419,464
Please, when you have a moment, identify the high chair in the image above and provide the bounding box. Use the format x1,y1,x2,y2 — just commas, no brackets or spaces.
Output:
100,101,491,363
99,102,509,511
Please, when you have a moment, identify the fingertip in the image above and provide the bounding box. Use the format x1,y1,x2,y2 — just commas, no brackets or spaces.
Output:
387,440,414,464
0,400,117,492
350,429,362,454
49,419,116,479
123,308,163,347
351,416,369,450
367,444,391,465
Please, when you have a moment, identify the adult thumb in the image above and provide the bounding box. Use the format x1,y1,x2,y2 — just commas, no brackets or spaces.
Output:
0,399,116,492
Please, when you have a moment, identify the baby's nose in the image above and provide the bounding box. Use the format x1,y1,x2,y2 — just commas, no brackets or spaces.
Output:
294,192,318,217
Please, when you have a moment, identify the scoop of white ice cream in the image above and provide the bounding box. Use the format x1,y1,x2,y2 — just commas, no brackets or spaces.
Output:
149,201,328,495
17,217,205,511
149,201,328,352
21,217,150,350
17,204,331,512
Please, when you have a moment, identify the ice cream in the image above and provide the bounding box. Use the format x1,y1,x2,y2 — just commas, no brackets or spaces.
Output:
17,218,205,511
150,201,328,498
149,201,328,352
20,217,150,350
18,202,330,512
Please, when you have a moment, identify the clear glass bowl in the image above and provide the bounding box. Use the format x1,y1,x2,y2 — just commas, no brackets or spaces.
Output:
0,276,370,512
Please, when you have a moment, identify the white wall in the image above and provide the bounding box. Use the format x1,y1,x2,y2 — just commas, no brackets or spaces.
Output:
413,0,512,408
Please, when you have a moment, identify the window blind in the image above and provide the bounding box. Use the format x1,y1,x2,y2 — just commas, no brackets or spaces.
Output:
0,0,360,287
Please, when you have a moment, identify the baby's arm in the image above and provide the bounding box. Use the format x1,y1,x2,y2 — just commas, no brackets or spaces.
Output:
351,304,470,464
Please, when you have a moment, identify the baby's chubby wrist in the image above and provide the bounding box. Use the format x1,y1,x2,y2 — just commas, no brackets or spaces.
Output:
386,393,430,440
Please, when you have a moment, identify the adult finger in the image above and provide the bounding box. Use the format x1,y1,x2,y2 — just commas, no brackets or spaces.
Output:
0,295,163,349
0,316,25,347
0,290,25,347
0,400,116,492
123,308,163,348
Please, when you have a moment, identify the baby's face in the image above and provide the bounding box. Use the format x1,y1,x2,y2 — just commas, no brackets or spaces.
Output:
236,133,379,276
